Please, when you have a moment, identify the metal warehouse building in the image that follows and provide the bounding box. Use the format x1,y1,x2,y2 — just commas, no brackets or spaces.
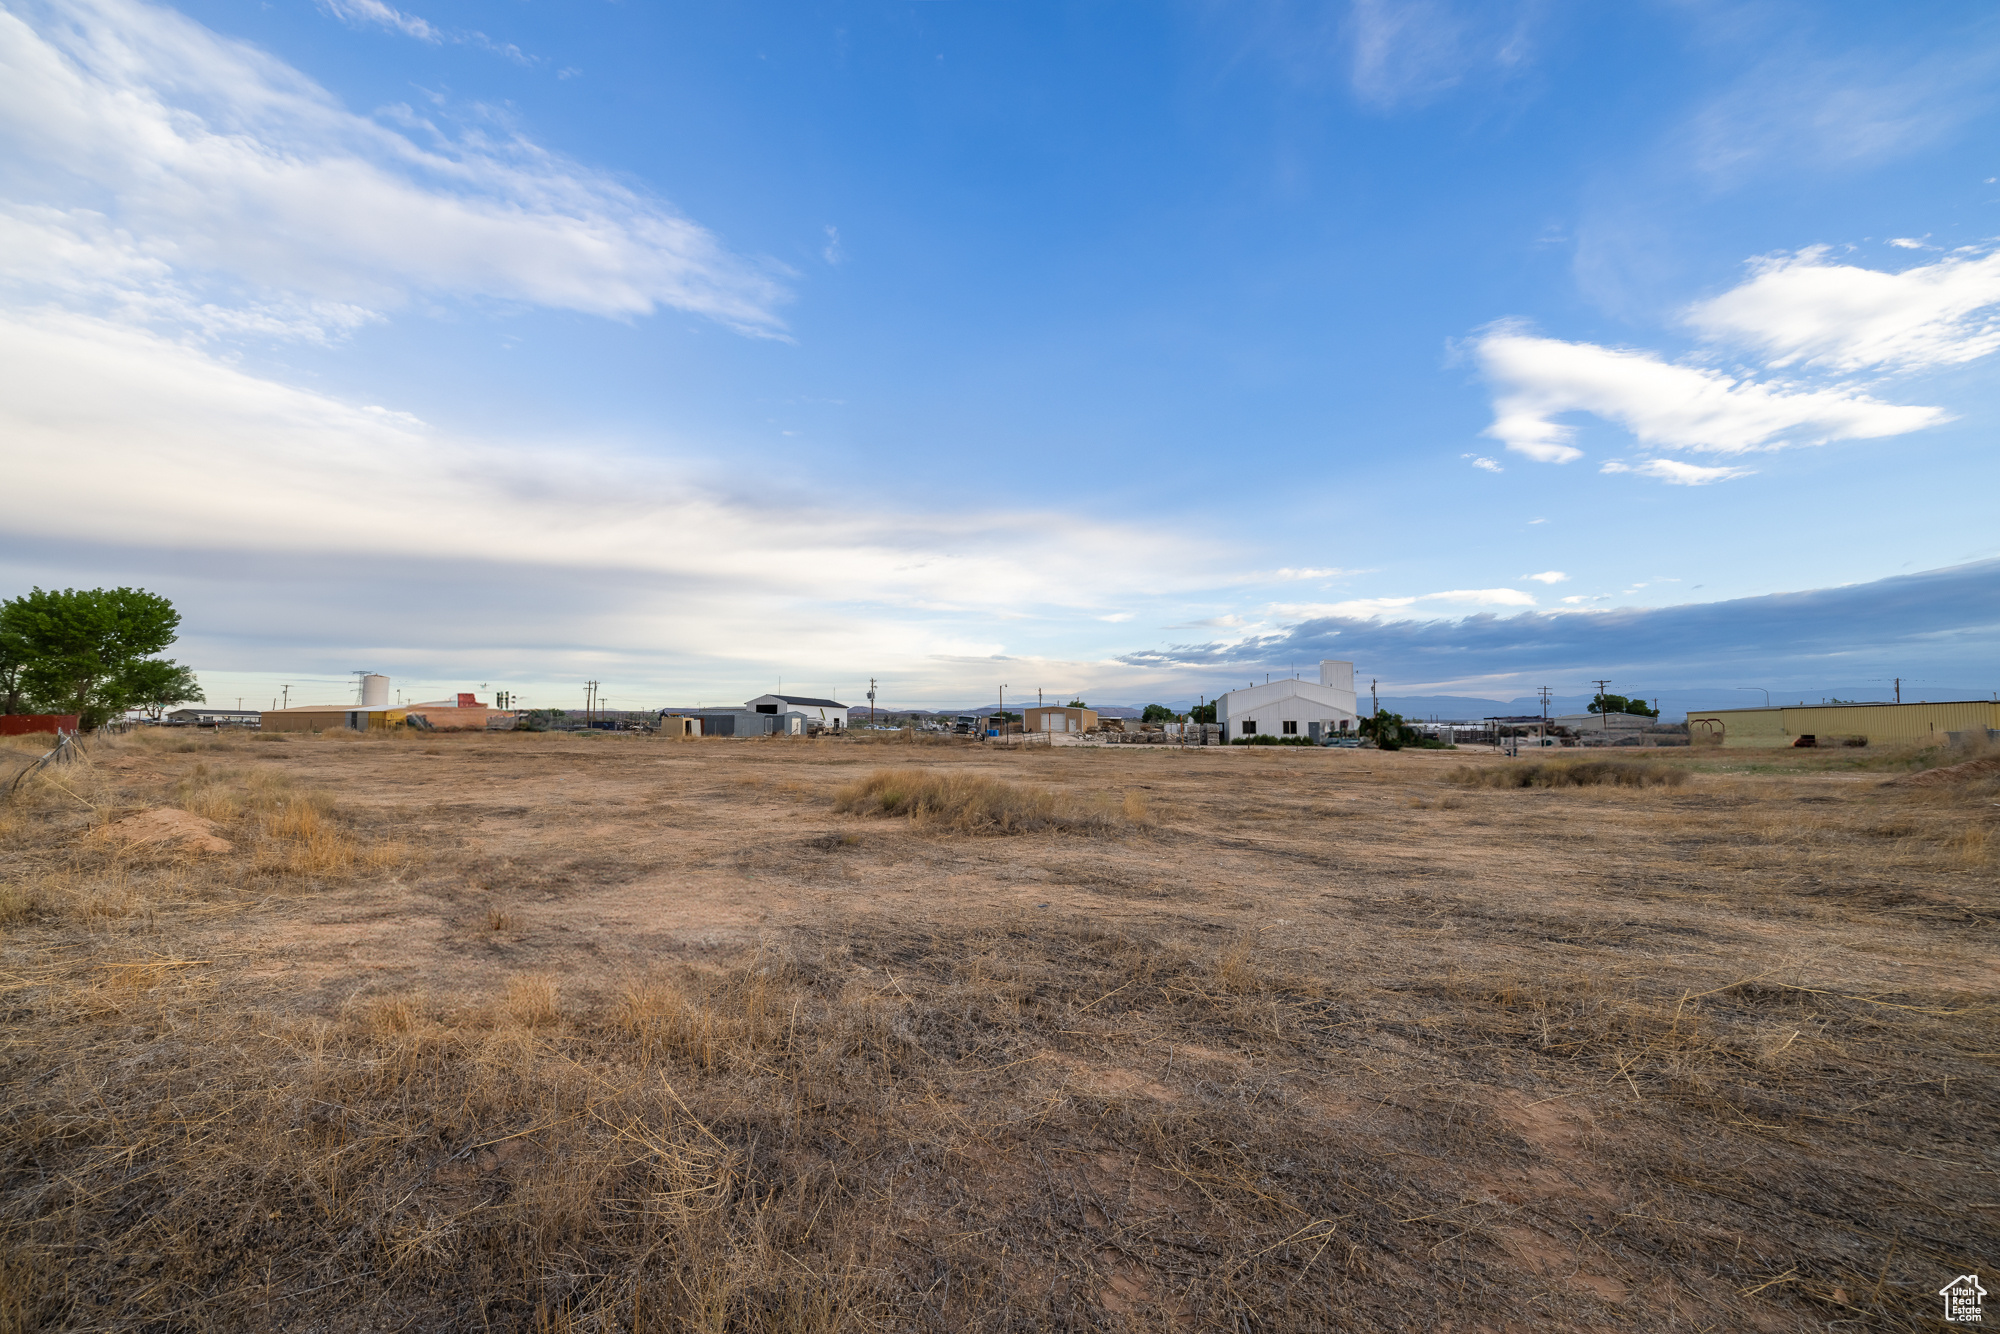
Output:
1686,700,2000,749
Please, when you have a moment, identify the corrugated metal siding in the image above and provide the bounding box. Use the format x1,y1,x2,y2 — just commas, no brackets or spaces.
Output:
1688,701,2000,748
0,715,79,736
261,709,349,733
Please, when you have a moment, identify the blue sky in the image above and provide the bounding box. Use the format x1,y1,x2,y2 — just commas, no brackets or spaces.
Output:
2,0,1997,712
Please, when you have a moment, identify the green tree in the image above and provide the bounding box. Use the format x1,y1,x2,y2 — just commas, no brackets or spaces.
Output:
1357,708,1419,750
1189,701,1217,724
1589,693,1659,718
1140,704,1179,724
120,659,204,720
3,587,183,727
0,613,28,715
1064,698,1088,709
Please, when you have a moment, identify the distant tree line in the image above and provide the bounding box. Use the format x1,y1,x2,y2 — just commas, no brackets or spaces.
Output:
0,588,200,728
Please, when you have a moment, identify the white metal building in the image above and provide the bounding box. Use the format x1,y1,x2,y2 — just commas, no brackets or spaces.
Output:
744,694,849,730
1214,661,1360,741
165,707,262,726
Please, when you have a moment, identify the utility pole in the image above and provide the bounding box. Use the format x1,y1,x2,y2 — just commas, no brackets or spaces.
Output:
1592,679,1612,732
1538,686,1552,750
1370,678,1379,718
998,685,1007,740
868,678,877,724
281,684,290,708
1894,677,1901,704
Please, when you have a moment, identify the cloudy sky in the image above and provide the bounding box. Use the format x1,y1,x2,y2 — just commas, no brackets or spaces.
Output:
3,0,1997,712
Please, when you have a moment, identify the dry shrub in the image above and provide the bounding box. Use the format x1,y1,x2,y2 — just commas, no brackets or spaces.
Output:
832,766,1126,833
1212,936,1260,994
6,869,137,926
0,881,31,926
1450,758,1690,789
1950,822,1991,866
505,972,561,1027
259,795,357,874
367,994,421,1035
616,968,793,1069
180,787,240,822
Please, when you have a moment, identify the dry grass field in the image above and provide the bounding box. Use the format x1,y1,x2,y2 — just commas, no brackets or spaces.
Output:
1,727,1995,1332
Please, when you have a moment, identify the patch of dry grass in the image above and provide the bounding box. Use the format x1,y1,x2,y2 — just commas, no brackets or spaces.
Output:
1450,757,1691,788
832,766,1136,833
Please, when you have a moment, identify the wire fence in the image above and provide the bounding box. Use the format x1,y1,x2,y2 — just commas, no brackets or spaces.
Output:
4,728,88,801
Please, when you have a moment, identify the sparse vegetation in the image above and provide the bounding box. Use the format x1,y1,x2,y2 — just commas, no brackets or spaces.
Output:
0,729,1991,1330
832,765,1136,833
1450,757,1693,788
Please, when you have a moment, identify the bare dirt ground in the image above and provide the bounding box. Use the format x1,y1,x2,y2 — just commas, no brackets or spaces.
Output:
1,728,1994,1332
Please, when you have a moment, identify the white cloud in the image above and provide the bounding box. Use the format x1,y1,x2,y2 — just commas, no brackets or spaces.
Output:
1344,0,1536,111
1347,0,1467,108
1685,244,2000,373
0,204,379,341
1475,325,1947,460
1600,458,1753,486
1887,237,1929,250
0,0,787,336
1267,587,1536,620
317,0,532,65
1523,571,1568,584
320,0,438,42
1424,587,1537,607
1686,47,1998,181
0,311,1221,679
822,225,844,265
1461,453,1503,472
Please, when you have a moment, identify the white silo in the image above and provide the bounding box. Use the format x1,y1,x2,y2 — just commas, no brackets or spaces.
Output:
360,674,390,707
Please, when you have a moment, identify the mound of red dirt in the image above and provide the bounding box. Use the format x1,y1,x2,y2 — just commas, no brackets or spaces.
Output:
93,808,233,855
1885,755,2000,788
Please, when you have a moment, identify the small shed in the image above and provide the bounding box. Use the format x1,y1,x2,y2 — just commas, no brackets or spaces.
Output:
657,712,705,738
1024,705,1098,734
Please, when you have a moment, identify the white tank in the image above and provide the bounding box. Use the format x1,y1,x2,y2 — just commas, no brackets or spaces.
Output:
361,674,390,707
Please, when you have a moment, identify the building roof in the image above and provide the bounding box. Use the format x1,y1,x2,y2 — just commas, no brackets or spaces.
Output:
1218,678,1358,709
760,694,847,708
1693,699,1981,715
262,704,400,714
